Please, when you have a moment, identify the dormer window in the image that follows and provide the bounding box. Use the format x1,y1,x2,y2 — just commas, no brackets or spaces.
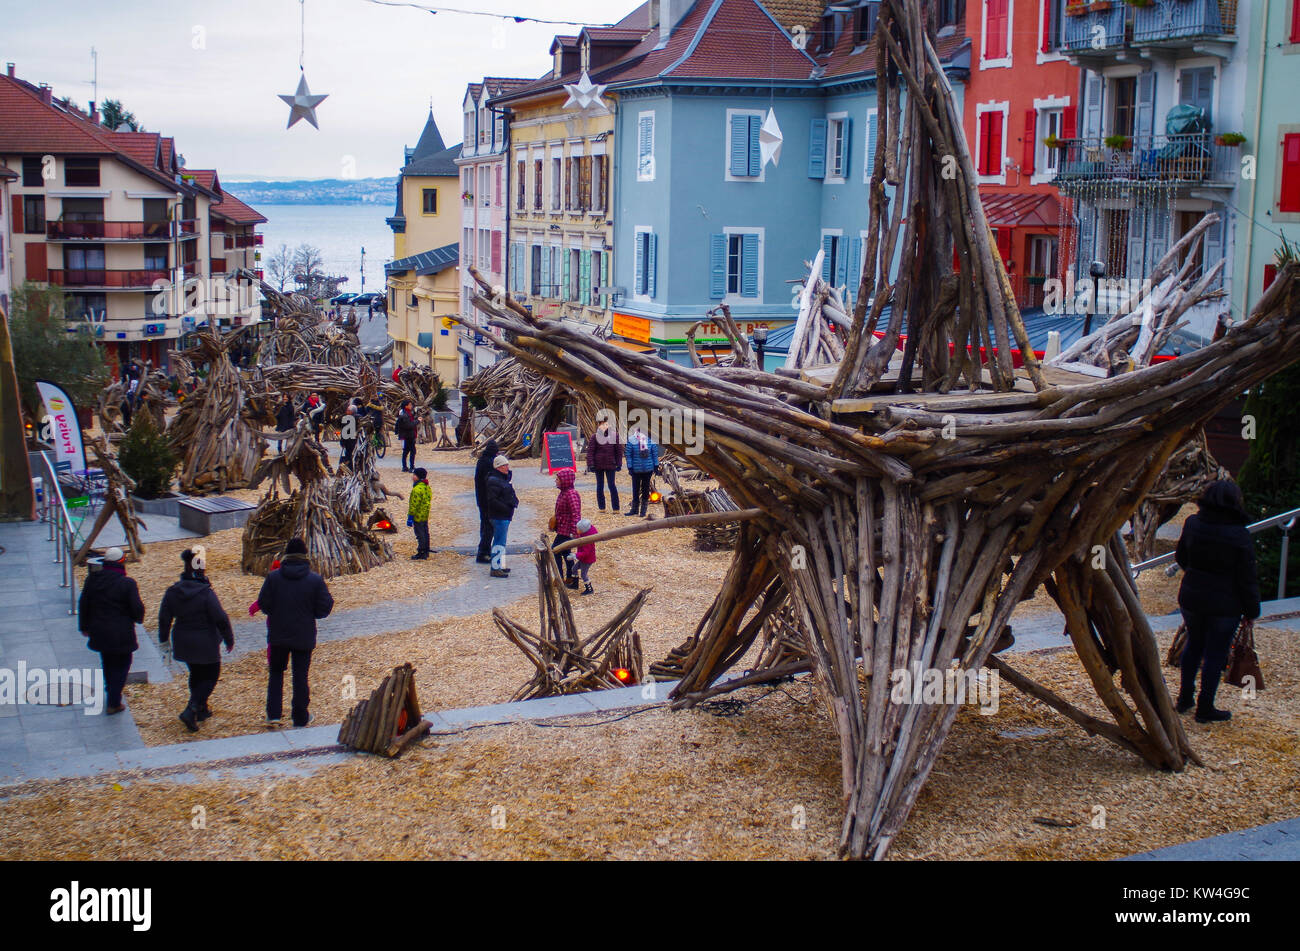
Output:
555,49,563,78
856,3,880,45
818,14,842,54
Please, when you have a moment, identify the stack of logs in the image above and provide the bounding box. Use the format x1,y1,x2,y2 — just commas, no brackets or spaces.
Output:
337,663,432,757
459,355,603,458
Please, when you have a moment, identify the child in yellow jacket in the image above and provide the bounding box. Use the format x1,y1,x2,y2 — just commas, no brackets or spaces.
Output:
408,467,431,560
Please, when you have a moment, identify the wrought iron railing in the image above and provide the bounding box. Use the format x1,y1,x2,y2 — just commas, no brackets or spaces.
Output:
1053,133,1237,185
1132,0,1231,44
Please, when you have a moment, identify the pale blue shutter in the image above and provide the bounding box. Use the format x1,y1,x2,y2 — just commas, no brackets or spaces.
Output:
1135,72,1156,142
580,251,591,303
601,253,609,308
836,236,849,287
822,234,835,281
1078,208,1097,276
741,233,759,297
634,233,646,295
638,115,653,174
1083,74,1103,140
709,233,727,299
849,236,863,302
840,117,853,176
1149,211,1169,269
730,114,750,176
1127,207,1147,280
1204,209,1224,288
562,248,571,301
748,114,762,176
541,245,551,296
866,112,878,176
809,118,828,178
646,233,658,298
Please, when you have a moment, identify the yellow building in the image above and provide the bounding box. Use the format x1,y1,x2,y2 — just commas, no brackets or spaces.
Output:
385,112,461,383
492,26,647,331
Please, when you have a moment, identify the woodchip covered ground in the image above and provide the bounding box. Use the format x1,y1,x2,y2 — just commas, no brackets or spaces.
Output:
10,444,1297,860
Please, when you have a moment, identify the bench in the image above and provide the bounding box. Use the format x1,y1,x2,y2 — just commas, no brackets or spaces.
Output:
178,496,258,535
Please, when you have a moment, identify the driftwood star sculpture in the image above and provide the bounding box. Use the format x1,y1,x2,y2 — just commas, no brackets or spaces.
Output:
460,0,1300,859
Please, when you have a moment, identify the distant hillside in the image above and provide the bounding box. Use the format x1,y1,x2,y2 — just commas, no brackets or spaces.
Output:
224,177,397,205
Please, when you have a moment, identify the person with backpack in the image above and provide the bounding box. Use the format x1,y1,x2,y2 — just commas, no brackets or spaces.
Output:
157,546,234,732
474,438,500,564
585,419,622,513
1174,479,1262,724
624,427,660,518
396,400,419,472
257,538,335,728
408,466,431,560
484,455,519,578
78,547,145,715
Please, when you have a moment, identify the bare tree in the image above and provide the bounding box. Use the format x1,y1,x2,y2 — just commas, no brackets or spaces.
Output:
292,243,327,298
265,243,293,292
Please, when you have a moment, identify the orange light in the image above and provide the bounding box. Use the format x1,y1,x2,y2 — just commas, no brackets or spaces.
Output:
375,519,394,531
649,491,662,503
612,668,632,683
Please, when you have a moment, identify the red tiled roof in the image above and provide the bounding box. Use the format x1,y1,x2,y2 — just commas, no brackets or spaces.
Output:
212,189,267,225
821,14,968,80
0,74,120,154
184,168,223,200
981,191,1062,228
108,131,161,167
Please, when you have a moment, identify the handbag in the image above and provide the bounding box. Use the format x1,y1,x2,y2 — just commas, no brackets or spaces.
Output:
548,514,558,532
1225,619,1264,690
1165,624,1188,668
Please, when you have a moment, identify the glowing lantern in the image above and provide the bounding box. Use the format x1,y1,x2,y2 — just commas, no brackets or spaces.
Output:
649,490,662,503
612,668,633,684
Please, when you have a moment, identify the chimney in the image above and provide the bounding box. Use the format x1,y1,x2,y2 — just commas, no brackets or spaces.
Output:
39,83,52,105
6,63,14,79
89,100,99,124
659,0,693,43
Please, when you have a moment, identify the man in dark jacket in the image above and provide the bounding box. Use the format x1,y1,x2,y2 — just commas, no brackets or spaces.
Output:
158,547,234,731
78,547,145,715
257,537,335,727
1174,479,1261,723
275,395,295,451
396,400,419,472
473,438,500,564
585,420,622,512
484,456,519,578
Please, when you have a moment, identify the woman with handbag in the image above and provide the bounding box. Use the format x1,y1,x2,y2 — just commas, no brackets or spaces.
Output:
1174,479,1261,723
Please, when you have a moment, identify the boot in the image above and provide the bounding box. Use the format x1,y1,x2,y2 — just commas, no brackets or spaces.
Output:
475,555,493,564
1175,686,1195,714
624,507,640,517
582,582,594,596
565,577,579,589
179,704,199,732
1195,705,1232,723
197,704,213,722
490,568,510,578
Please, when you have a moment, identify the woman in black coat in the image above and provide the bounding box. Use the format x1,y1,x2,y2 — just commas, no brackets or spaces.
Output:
158,547,234,732
473,439,500,564
396,400,419,472
78,547,145,715
1174,479,1261,723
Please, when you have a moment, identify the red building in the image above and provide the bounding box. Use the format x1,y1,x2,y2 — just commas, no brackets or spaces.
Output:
963,0,1078,309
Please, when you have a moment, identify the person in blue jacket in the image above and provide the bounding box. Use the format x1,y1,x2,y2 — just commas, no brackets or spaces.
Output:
624,427,660,518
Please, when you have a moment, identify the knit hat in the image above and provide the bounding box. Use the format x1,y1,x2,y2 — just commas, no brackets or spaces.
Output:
285,537,307,555
493,455,510,468
103,547,125,563
414,467,427,480
576,518,592,533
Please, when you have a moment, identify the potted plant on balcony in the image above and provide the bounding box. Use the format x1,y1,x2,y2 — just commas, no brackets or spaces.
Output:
1214,132,1247,147
1065,1,1088,13
1043,134,1068,151
461,190,473,202
1104,133,1133,151
1122,0,1154,7
1089,0,1113,10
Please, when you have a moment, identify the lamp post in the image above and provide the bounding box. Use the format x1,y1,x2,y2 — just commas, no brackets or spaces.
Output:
1083,259,1106,337
751,326,769,371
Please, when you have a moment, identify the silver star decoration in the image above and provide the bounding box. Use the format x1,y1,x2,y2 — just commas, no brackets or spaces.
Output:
279,73,328,130
562,70,608,114
760,108,784,168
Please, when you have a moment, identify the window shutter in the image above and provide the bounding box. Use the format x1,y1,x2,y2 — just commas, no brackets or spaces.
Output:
741,233,759,297
541,245,551,296
1062,104,1077,140
989,111,1004,177
840,117,853,176
564,159,571,210
987,0,1008,59
1148,210,1169,267
599,156,610,209
1292,0,1300,42
25,242,47,282
495,166,502,206
1041,0,1052,54
1023,110,1037,176
709,233,727,299
580,157,592,210
1203,210,1224,287
730,114,750,176
1126,207,1147,280
1280,133,1300,212
977,112,991,174
639,115,653,170
10,195,22,233
822,234,835,281
1264,263,1278,290
849,236,863,302
1135,72,1156,141
646,233,658,298
580,251,591,303
1078,208,1097,273
748,114,763,176
809,118,828,178
1083,74,1103,139
601,252,610,308
562,248,571,301
491,231,502,273
634,233,646,295
866,111,878,176
835,236,849,287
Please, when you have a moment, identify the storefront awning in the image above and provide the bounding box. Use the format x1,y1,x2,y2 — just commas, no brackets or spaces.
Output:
981,192,1063,228
608,338,655,353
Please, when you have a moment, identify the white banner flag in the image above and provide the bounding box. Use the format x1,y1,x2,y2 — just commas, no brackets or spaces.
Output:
35,379,87,474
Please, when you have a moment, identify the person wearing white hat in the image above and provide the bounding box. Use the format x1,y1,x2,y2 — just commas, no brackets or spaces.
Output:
158,546,234,732
78,547,145,715
483,456,518,577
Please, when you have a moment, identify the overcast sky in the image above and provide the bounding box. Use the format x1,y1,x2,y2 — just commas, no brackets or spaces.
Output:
3,0,630,180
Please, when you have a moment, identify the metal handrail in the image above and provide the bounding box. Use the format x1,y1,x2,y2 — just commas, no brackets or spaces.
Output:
33,450,79,615
1132,505,1300,600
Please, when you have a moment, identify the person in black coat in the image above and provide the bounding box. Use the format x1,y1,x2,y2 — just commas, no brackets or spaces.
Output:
257,537,335,727
396,400,419,472
78,547,145,715
1174,479,1261,723
275,395,295,451
484,456,519,577
473,438,500,564
158,547,234,732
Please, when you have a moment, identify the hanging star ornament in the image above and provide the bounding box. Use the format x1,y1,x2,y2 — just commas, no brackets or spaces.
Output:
562,70,608,114
279,73,328,129
760,107,783,168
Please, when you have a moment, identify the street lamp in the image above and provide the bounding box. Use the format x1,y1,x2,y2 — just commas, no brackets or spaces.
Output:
751,326,769,371
1083,260,1106,337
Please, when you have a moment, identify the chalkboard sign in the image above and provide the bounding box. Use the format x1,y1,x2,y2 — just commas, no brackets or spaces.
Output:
542,431,576,474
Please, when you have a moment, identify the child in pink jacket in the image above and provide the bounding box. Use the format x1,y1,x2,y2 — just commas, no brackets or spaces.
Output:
573,518,598,595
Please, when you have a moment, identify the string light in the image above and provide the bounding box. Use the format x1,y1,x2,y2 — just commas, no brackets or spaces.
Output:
360,0,616,27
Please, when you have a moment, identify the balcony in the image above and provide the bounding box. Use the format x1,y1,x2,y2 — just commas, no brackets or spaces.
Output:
47,268,170,289
211,259,227,274
1053,133,1238,187
225,233,260,249
176,218,200,238
46,220,174,241
1062,3,1127,53
1132,0,1233,45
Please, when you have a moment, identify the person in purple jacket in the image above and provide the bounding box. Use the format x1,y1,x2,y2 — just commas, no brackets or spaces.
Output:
585,419,622,513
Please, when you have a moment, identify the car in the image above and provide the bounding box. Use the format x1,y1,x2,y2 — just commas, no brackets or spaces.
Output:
330,293,357,306
351,292,381,307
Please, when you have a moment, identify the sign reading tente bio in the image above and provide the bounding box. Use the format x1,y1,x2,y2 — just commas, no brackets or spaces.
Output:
542,431,576,475
35,380,87,474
